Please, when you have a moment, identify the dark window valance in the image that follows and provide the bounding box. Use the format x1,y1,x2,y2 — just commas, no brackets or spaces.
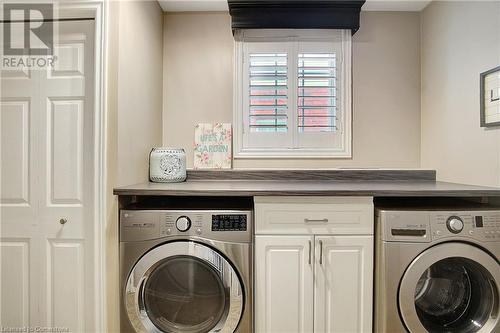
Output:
228,0,366,34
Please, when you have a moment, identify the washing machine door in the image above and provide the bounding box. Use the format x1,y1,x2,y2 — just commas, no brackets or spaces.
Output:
399,242,500,333
125,241,244,333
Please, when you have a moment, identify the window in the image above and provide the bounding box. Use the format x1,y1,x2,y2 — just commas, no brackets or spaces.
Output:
233,30,352,158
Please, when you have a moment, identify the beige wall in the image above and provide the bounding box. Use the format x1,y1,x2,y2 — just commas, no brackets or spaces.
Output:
116,1,164,186
421,1,500,186
162,12,234,166
106,1,164,331
163,12,422,169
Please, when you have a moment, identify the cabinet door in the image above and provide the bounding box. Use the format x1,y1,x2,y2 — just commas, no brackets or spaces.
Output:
255,236,314,333
314,236,373,333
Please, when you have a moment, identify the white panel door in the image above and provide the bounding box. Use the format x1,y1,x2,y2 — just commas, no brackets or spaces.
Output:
1,20,96,332
255,235,314,333
1,22,42,327
314,236,373,333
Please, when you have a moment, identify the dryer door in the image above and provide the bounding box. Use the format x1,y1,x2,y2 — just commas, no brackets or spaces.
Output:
399,242,500,333
125,241,244,333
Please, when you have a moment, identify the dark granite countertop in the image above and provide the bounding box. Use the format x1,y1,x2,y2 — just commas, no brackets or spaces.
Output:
114,177,500,198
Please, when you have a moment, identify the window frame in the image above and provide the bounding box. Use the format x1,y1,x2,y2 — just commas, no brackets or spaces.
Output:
233,29,352,159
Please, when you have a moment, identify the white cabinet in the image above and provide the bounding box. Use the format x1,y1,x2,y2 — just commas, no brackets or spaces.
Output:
314,236,373,333
254,197,374,333
255,236,314,333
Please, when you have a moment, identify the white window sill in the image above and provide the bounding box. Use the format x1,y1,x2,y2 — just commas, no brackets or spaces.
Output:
234,149,352,159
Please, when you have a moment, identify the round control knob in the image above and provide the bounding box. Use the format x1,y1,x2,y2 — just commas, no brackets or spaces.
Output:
446,217,464,234
176,216,191,232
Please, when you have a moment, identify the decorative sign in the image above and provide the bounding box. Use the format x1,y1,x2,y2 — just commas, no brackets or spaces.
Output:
194,123,232,169
480,66,500,127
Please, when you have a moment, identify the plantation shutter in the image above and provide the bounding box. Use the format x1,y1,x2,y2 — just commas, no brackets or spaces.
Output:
249,53,288,133
297,53,337,132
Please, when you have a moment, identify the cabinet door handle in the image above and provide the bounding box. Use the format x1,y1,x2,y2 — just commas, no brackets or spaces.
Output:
304,218,329,223
308,240,312,265
319,240,323,265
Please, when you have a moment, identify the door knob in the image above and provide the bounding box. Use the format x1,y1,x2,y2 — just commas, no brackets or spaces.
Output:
59,218,68,225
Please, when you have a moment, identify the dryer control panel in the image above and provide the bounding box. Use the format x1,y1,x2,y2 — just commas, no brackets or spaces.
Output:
120,210,252,243
378,209,500,243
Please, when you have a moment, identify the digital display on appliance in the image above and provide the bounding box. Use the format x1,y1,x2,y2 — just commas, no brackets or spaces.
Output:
212,215,247,231
475,216,484,228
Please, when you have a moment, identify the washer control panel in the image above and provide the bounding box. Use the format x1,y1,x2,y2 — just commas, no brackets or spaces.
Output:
120,210,252,243
431,211,500,242
378,209,500,243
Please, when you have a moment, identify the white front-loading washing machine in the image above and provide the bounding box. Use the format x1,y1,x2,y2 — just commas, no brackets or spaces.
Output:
375,206,500,333
120,210,253,333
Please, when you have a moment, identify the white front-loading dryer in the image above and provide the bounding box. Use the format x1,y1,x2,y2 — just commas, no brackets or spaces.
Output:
375,208,500,333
